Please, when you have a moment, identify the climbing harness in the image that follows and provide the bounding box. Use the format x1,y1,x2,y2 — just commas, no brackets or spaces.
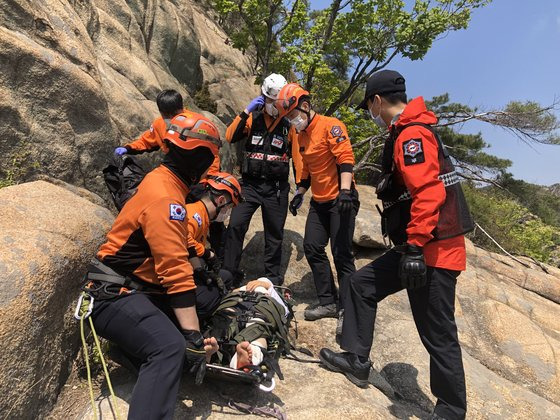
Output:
74,292,121,420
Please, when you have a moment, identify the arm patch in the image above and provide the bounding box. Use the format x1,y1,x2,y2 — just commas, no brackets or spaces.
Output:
402,138,425,166
330,125,343,137
169,204,186,221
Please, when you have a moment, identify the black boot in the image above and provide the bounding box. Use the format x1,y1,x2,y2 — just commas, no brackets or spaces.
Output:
319,348,371,388
304,303,338,321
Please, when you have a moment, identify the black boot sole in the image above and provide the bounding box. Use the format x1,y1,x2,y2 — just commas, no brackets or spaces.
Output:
319,353,369,388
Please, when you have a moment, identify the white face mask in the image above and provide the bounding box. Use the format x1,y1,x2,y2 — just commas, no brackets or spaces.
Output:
289,113,308,132
368,101,387,129
215,205,232,223
265,102,279,118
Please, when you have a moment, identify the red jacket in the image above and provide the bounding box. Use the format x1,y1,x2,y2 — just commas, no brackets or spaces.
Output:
392,97,466,271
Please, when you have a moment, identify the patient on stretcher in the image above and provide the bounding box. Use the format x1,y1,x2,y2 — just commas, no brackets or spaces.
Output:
203,277,290,370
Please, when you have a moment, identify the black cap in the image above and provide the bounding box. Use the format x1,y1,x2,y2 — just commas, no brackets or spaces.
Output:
357,70,406,110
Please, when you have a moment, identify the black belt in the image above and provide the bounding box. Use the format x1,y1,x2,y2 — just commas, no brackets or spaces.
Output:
87,259,164,293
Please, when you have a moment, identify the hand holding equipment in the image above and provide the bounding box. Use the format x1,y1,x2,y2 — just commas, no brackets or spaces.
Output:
182,329,207,385
246,96,265,113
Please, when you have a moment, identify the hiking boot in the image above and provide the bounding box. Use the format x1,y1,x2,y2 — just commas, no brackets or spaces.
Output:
319,348,371,388
304,303,337,321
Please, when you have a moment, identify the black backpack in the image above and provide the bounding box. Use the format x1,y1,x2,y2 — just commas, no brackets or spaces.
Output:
102,154,147,211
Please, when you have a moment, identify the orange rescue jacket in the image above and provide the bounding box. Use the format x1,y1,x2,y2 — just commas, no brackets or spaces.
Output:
185,200,210,258
298,114,355,202
98,165,197,296
391,97,466,271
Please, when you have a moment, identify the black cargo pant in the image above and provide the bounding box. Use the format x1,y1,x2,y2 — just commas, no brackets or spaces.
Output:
223,177,289,285
90,284,221,420
340,249,467,420
303,193,359,307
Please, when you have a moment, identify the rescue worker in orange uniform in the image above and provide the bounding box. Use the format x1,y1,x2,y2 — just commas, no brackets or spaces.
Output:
85,112,222,420
222,74,302,286
275,83,359,322
319,70,473,420
114,89,221,175
185,172,243,314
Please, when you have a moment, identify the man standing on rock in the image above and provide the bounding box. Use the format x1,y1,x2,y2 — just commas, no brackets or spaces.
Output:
274,83,359,323
83,112,222,420
319,70,474,420
222,74,302,286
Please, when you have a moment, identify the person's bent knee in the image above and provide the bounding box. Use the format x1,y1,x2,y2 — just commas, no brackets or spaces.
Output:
303,241,326,259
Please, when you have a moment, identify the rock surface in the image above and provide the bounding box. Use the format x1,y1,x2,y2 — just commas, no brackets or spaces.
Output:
353,185,386,249
0,181,114,419
0,0,257,195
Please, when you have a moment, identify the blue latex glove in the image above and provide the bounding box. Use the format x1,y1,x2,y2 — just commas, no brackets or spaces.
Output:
246,96,265,113
114,147,128,155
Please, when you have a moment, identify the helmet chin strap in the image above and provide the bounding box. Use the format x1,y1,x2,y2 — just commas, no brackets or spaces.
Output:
209,193,230,221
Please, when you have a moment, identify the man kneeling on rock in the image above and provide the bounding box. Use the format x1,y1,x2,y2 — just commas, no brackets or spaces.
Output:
82,111,223,420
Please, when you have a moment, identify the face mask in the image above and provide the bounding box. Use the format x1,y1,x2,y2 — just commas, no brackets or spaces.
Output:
215,205,232,223
368,101,387,129
289,113,308,132
265,102,279,118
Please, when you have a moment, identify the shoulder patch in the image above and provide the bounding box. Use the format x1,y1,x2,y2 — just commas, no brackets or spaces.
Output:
169,204,186,221
193,212,203,226
402,138,425,166
149,125,154,133
335,136,347,143
330,125,343,137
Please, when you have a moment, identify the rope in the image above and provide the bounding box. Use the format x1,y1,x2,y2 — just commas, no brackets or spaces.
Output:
78,293,122,420
80,304,97,419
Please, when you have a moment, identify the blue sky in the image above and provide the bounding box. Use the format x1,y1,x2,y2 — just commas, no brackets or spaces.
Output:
310,0,560,185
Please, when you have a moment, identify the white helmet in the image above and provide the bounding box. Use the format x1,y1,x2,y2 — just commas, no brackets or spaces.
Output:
261,73,287,99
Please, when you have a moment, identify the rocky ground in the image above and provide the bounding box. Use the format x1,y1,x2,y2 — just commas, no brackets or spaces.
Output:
43,185,560,419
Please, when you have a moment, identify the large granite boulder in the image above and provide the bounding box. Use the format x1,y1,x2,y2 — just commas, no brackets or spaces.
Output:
0,0,256,196
0,181,114,419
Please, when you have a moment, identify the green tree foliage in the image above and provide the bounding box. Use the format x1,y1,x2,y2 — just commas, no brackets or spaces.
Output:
463,182,560,264
213,0,491,112
495,173,560,228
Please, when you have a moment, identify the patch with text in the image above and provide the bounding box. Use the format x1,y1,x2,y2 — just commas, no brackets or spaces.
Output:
402,138,425,165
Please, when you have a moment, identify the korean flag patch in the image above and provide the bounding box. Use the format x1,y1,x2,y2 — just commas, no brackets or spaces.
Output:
193,212,203,226
169,204,186,221
330,125,343,137
402,138,425,165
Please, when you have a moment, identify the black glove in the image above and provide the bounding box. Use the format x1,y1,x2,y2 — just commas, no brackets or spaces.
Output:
337,189,353,214
193,267,212,286
203,249,221,273
397,244,427,289
289,193,304,216
182,329,206,385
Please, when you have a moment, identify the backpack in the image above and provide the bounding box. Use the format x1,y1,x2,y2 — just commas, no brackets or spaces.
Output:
102,154,147,211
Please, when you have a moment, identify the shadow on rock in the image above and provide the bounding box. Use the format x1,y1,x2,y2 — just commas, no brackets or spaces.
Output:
380,362,434,419
239,228,305,282
94,366,286,419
